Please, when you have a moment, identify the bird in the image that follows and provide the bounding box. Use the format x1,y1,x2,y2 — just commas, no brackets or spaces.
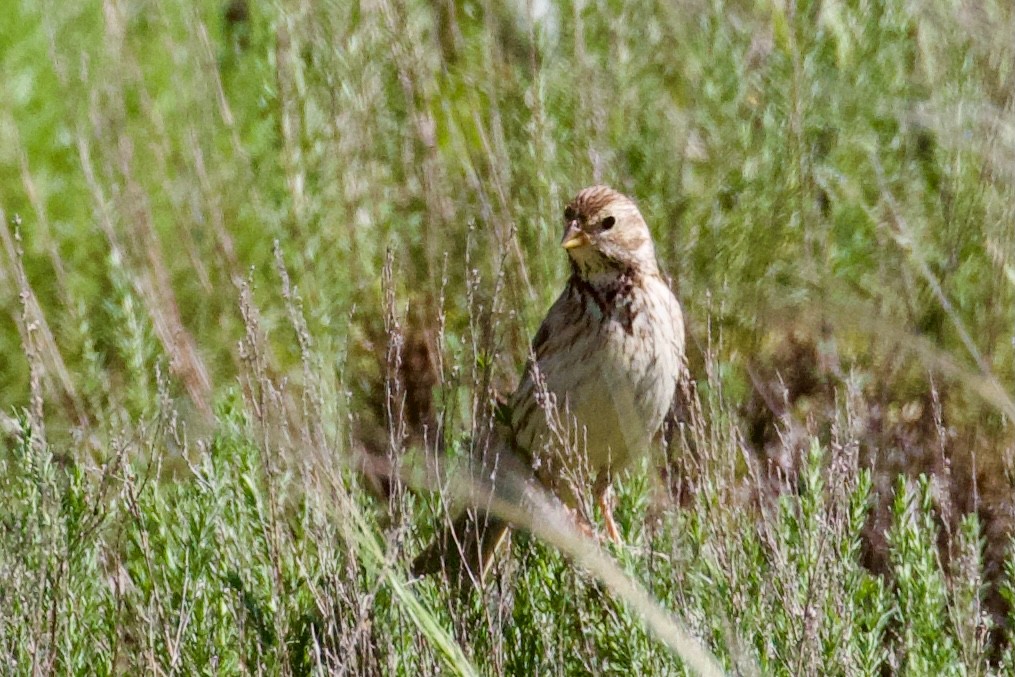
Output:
412,185,685,584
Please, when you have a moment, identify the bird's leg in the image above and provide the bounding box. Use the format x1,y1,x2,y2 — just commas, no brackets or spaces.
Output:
593,471,622,544
570,508,597,540
556,477,598,540
533,454,598,540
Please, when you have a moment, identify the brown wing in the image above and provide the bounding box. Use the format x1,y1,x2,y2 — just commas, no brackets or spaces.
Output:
662,288,690,451
506,282,581,436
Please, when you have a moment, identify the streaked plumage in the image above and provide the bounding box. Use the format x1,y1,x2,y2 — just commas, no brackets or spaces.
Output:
413,185,685,583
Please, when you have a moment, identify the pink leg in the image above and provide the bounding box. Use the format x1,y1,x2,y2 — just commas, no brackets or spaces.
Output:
594,472,622,544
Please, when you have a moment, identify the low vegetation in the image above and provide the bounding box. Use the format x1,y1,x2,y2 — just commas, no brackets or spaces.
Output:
1,0,1013,673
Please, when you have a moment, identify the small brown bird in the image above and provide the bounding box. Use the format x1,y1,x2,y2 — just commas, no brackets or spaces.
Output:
412,186,685,583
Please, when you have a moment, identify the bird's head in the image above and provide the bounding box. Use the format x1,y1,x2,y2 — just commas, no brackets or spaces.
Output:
560,185,658,278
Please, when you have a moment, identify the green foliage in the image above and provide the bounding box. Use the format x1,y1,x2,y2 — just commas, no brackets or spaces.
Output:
1,0,1014,673
1,407,1007,674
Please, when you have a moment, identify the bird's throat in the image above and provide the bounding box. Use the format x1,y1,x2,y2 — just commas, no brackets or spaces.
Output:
569,266,638,320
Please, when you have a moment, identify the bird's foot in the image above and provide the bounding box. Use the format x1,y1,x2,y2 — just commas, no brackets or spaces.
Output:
598,487,623,544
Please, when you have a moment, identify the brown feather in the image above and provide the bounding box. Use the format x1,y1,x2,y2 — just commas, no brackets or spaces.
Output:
411,510,511,584
412,185,685,587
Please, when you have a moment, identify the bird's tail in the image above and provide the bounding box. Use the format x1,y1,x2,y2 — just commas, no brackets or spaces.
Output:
411,509,511,585
412,422,535,585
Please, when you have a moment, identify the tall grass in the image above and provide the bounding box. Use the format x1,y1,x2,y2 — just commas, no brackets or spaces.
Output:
1,0,1014,673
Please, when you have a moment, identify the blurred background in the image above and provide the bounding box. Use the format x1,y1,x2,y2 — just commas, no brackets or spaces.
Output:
4,0,1013,535
1,0,1014,672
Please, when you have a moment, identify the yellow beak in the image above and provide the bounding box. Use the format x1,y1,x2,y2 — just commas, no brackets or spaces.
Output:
561,222,590,250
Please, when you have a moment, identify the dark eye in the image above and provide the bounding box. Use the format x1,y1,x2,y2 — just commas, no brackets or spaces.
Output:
601,216,616,230
564,206,576,221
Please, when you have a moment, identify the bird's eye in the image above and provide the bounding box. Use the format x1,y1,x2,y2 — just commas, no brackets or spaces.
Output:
601,216,616,230
564,206,576,221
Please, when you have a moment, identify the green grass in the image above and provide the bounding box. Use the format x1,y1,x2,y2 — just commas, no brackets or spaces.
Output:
1,0,1014,673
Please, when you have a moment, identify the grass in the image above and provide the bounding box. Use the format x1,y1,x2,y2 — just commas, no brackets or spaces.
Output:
1,0,1014,673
